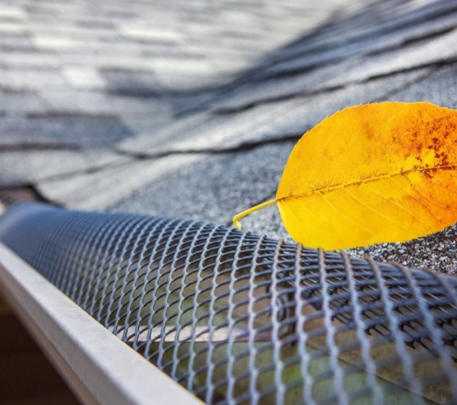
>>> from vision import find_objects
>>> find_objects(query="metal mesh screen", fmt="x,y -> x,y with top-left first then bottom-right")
1,203 -> 457,404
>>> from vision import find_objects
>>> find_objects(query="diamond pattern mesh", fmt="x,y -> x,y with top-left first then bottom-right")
1,203 -> 457,404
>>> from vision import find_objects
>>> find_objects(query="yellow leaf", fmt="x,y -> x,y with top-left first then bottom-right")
233,101 -> 457,249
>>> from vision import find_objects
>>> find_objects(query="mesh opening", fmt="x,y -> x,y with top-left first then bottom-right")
1,203 -> 457,404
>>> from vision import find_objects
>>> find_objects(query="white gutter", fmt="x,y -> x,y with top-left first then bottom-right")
0,243 -> 202,405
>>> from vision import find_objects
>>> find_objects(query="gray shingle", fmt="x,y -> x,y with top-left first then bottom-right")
0,112 -> 134,147
110,143 -> 291,226
0,90 -> 46,113
389,64 -> 457,107
0,67 -> 67,91
0,149 -> 120,186
118,68 -> 430,155
36,154 -> 199,208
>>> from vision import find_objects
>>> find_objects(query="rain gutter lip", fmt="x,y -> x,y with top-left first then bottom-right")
0,242 -> 202,405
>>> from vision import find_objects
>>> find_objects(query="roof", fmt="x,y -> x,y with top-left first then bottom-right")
1,0 -> 457,273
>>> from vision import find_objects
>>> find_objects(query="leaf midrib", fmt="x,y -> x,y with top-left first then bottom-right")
277,164 -> 457,201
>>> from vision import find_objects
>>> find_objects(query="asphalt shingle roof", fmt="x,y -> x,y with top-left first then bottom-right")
1,0 -> 457,273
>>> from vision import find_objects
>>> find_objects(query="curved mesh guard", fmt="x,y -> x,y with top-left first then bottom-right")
1,203 -> 457,404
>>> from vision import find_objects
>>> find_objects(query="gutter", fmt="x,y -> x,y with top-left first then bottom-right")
0,243 -> 201,405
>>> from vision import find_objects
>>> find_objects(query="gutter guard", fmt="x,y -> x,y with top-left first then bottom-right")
0,202 -> 456,404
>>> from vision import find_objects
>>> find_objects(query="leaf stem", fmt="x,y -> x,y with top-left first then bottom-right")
232,198 -> 277,229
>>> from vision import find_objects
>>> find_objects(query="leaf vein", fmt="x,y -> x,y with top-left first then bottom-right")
278,164 -> 457,201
